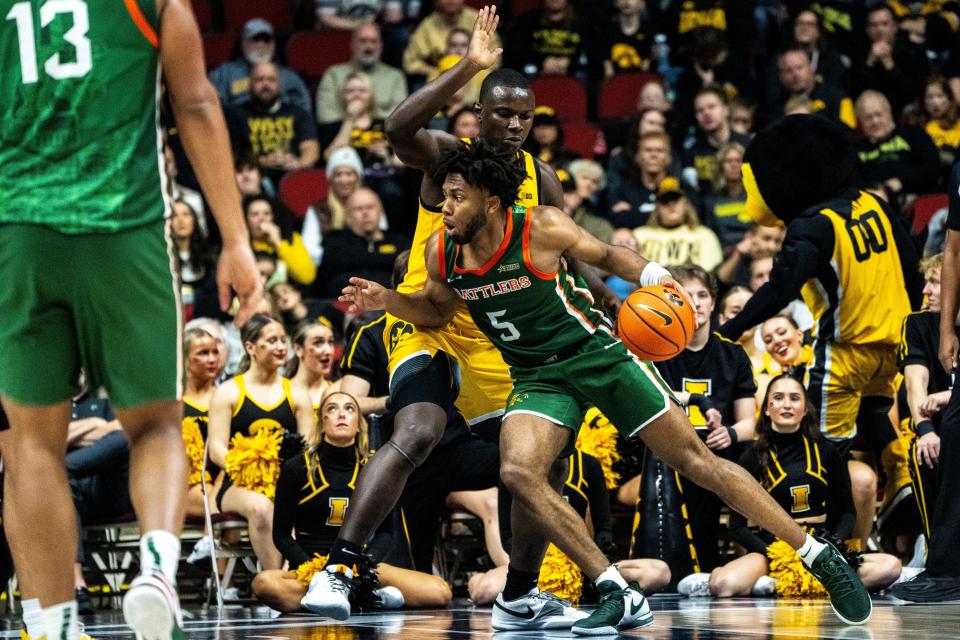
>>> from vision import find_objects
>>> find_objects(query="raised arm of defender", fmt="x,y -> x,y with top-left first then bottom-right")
384,6 -> 502,170
340,232 -> 460,327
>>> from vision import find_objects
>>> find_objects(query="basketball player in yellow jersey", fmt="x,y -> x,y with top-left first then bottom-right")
717,115 -> 923,541
309,7 -> 607,626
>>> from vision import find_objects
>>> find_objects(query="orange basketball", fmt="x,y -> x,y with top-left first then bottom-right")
618,285 -> 696,361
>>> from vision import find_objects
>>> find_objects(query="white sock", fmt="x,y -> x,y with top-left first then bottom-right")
596,565 -> 628,589
140,529 -> 181,584
797,534 -> 827,568
21,598 -> 42,638
40,600 -> 80,640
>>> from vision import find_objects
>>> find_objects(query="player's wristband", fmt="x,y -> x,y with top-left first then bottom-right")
915,419 -> 936,437
725,425 -> 739,444
639,261 -> 671,288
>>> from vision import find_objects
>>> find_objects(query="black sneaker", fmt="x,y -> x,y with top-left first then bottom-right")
890,571 -> 960,602
76,586 -> 95,616
807,539 -> 872,625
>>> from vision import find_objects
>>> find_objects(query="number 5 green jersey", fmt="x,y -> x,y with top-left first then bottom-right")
439,205 -> 613,369
0,0 -> 166,233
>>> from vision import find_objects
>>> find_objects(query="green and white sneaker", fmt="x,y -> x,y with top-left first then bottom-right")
572,581 -> 653,636
807,539 -> 872,625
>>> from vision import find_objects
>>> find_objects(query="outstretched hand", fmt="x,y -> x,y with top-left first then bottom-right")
340,277 -> 390,314
467,5 -> 502,70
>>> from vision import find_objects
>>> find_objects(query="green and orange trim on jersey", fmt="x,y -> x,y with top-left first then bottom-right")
124,0 -> 158,47
452,210 -> 514,276
522,207 -> 557,280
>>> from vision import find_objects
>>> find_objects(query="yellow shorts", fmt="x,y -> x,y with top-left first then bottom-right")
384,310 -> 512,426
806,341 -> 899,441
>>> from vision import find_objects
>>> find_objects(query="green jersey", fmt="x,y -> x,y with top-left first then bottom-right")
440,205 -> 613,369
0,0 -> 166,233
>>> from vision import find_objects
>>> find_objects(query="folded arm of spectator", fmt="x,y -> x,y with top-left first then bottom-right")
66,430 -> 128,479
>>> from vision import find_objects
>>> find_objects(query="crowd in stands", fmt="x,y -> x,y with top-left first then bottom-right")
56,0 -> 960,613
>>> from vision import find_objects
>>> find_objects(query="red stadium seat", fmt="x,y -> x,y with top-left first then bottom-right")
286,30 -> 353,82
202,33 -> 237,69
506,0 -> 540,24
562,120 -> 600,159
906,192 -> 948,235
531,76 -> 587,121
279,169 -> 328,219
223,0 -> 293,33
190,0 -> 214,33
598,72 -> 661,121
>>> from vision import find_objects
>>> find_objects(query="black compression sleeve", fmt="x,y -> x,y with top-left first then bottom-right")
718,215 -> 833,340
272,461 -> 312,568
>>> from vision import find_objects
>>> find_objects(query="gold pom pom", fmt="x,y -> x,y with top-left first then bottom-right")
766,540 -> 827,597
537,544 -> 583,606
225,424 -> 283,499
576,408 -> 621,489
182,417 -> 210,487
295,554 -> 331,586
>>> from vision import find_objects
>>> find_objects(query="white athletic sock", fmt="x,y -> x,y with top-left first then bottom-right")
797,534 -> 827,568
140,529 -> 181,584
40,600 -> 80,640
21,598 -> 42,638
596,565 -> 629,589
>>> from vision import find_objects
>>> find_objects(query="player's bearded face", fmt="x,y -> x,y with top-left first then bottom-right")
442,175 -> 487,244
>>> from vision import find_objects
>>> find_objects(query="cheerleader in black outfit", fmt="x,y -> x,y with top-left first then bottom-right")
252,391 -> 452,612
678,375 -> 902,597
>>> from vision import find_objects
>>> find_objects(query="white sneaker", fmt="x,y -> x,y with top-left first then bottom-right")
300,566 -> 353,620
491,589 -> 588,631
373,586 -> 404,609
122,571 -> 186,640
894,566 -> 924,585
751,575 -> 777,596
186,536 -> 215,566
907,534 -> 927,569
677,573 -> 712,597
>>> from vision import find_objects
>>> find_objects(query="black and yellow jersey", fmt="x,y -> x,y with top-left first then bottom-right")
184,398 -> 209,441
729,431 -> 855,553
398,144 -> 542,298
653,332 -> 756,429
719,189 -> 922,346
563,450 -> 610,527
341,313 -> 389,397
899,310 -> 953,393
272,444 -> 361,567
230,374 -> 298,438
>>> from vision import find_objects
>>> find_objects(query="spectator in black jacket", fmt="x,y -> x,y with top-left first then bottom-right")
318,188 -> 410,298
855,90 -> 940,199
847,3 -> 927,119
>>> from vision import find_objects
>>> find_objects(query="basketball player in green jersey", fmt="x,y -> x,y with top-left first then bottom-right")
0,1 -> 261,638
342,142 -> 873,634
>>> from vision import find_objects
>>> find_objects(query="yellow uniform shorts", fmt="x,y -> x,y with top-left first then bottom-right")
384,310 -> 513,426
806,341 -> 899,441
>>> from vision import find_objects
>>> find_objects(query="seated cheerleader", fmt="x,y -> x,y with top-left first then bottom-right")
208,313 -> 315,570
289,321 -> 340,413
678,374 -> 901,598
181,327 -> 223,520
252,391 -> 452,612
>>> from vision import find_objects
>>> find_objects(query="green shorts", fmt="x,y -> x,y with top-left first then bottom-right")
504,331 -> 676,447
0,221 -> 181,409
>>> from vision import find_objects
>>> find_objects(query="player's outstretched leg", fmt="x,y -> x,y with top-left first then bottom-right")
499,414 -> 652,635
642,405 -> 872,625
118,401 -> 188,640
305,401 -> 447,619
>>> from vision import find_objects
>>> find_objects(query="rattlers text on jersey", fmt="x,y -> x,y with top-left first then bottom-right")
386,147 -> 542,425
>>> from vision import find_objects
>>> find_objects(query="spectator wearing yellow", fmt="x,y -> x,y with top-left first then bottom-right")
633,177 -> 723,270
245,196 -> 317,286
